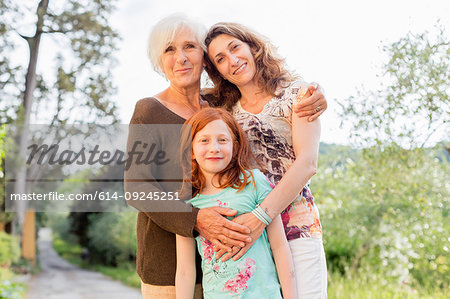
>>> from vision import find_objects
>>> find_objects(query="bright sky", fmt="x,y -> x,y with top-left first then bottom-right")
14,0 -> 446,144
108,0 -> 449,145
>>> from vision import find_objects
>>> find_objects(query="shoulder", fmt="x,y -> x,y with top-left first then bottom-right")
247,169 -> 272,187
134,97 -> 162,113
279,80 -> 309,100
130,97 -> 173,125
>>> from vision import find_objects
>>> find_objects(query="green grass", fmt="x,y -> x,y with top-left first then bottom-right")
52,235 -> 140,289
53,235 -> 448,297
91,264 -> 140,288
328,272 -> 449,299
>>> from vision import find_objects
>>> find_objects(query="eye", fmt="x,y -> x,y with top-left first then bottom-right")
164,46 -> 175,53
185,43 -> 196,49
216,57 -> 224,64
232,44 -> 239,50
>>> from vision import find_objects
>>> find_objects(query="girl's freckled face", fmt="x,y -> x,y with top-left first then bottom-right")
193,119 -> 233,177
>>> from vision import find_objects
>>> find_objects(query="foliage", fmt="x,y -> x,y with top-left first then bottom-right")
0,232 -> 20,267
312,143 -> 449,291
0,0 -> 121,125
52,228 -> 140,288
328,271 -> 448,299
91,264 -> 140,288
326,22 -> 449,295
0,277 -> 25,299
87,212 -> 137,266
339,23 -> 449,148
0,232 -> 24,299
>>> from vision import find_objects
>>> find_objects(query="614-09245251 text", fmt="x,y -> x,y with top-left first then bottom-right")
9,191 -> 180,201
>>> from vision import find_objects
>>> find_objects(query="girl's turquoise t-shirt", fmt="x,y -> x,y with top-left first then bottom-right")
187,169 -> 282,299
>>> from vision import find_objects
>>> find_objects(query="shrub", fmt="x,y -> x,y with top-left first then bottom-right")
0,232 -> 20,267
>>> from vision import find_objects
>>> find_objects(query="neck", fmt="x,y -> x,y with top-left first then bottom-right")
200,172 -> 223,195
165,84 -> 202,109
237,82 -> 271,106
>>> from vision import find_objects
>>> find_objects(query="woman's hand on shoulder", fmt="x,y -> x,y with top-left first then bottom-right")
293,82 -> 327,122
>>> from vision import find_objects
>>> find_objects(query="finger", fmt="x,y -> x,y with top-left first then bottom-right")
220,250 -> 235,262
310,82 -> 319,90
222,227 -> 251,244
294,103 -> 316,114
232,243 -> 251,261
308,110 -> 324,122
295,107 -> 317,118
223,218 -> 251,234
218,233 -> 246,248
221,244 -> 244,262
294,92 -> 319,109
211,238 -> 232,252
214,207 -> 238,217
214,248 -> 228,259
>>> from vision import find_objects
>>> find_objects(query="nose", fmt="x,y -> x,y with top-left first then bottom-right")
175,49 -> 187,64
229,54 -> 239,66
208,140 -> 220,153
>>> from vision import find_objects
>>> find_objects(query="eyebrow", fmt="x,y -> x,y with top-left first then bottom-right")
213,40 -> 236,59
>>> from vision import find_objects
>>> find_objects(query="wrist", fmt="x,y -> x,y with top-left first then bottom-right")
251,204 -> 272,226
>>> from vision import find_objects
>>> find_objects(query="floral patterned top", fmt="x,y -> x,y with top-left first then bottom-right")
187,169 -> 282,299
232,80 -> 322,240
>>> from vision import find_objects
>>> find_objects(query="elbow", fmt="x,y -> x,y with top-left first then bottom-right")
295,157 -> 317,179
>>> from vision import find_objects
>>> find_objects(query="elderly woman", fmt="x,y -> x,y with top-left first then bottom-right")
125,14 -> 326,299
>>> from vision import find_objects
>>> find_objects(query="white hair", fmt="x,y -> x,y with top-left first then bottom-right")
148,13 -> 207,76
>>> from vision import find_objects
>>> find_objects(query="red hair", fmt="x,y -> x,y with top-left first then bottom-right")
180,108 -> 255,196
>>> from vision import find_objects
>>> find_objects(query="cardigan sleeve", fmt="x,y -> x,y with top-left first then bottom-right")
124,98 -> 200,238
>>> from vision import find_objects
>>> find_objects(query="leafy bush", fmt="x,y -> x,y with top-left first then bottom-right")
0,232 -> 20,267
312,144 -> 449,290
87,212 -> 137,266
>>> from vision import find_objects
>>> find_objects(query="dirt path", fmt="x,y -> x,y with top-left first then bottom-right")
26,228 -> 141,299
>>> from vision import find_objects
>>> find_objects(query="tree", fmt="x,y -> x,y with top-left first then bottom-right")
0,0 -> 120,235
325,23 -> 449,289
0,0 -> 120,125
340,23 -> 449,149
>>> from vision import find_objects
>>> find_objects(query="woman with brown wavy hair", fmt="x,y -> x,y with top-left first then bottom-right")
204,22 -> 327,298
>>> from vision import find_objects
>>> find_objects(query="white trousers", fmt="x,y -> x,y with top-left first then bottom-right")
288,238 -> 327,299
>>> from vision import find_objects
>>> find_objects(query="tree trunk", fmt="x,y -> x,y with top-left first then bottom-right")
13,0 -> 49,236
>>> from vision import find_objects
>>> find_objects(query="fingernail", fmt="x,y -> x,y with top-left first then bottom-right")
240,243 -> 245,247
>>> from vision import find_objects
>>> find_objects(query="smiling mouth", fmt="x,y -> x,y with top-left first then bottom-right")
233,63 -> 247,75
176,68 -> 191,73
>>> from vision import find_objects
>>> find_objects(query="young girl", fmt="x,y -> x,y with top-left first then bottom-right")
204,23 -> 327,298
176,107 -> 297,299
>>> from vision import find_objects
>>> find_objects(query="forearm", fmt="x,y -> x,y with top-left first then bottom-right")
259,156 -> 317,219
176,235 -> 196,299
176,270 -> 196,299
272,245 -> 297,299
267,216 -> 297,298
